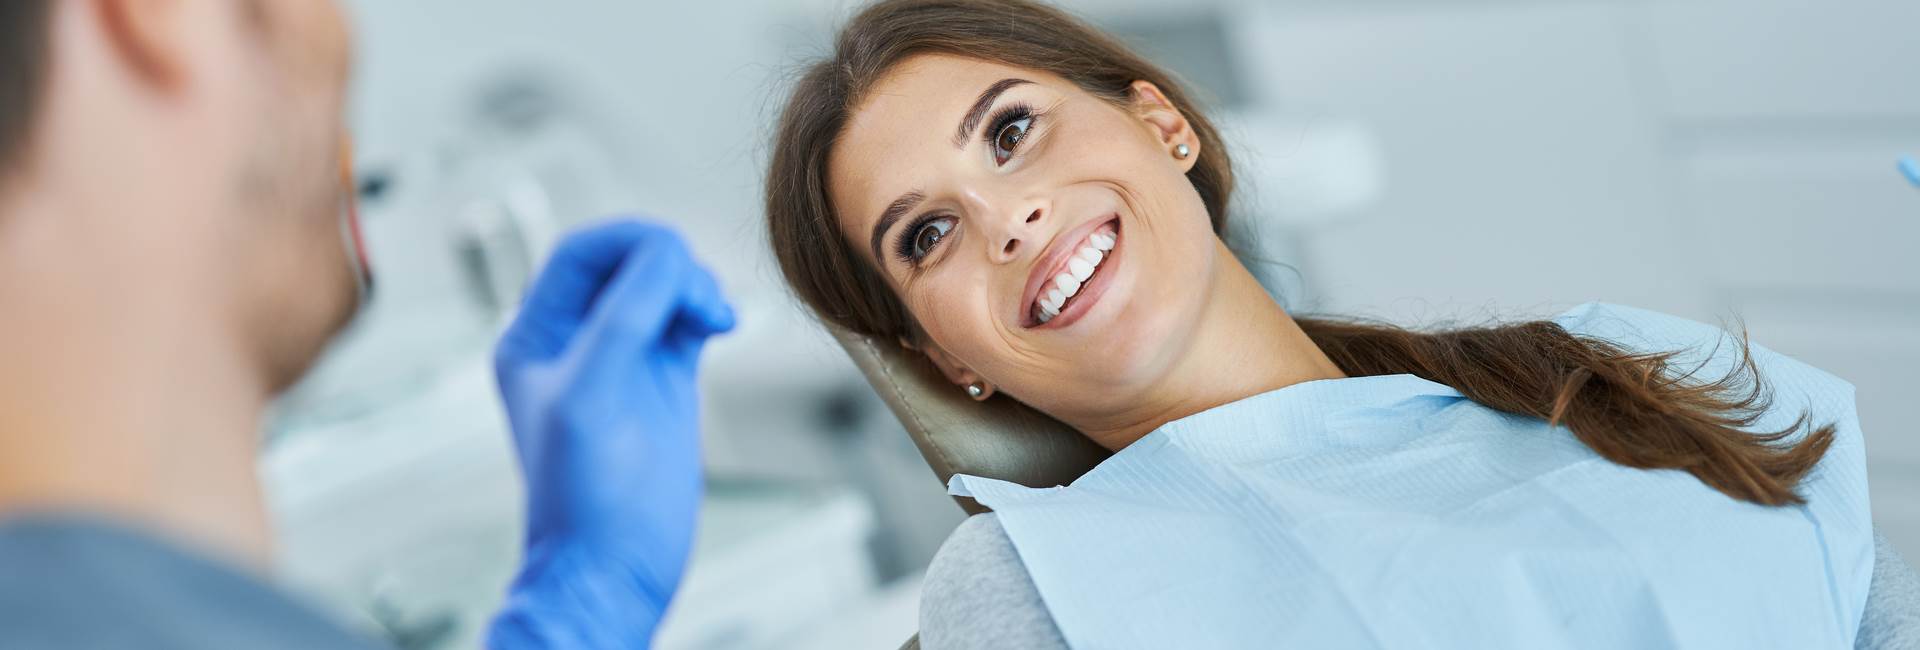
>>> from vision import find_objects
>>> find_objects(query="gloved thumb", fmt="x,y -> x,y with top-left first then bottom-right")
576,227 -> 733,364
675,263 -> 737,338
500,219 -> 665,363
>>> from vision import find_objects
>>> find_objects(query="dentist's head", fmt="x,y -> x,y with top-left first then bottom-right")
0,0 -> 358,561
0,0 -> 359,392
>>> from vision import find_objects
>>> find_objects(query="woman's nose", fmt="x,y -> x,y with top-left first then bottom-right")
986,206 -> 1046,265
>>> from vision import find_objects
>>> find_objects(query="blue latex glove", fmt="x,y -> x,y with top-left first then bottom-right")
486,219 -> 735,649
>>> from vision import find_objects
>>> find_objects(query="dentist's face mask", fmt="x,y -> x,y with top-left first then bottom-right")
828,55 -> 1220,423
340,138 -> 374,305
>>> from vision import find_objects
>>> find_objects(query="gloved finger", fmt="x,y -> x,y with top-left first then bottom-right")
500,219 -> 668,362
574,224 -> 715,364
652,267 -> 734,370
671,261 -> 737,338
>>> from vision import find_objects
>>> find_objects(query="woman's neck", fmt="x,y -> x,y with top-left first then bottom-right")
1076,240 -> 1346,451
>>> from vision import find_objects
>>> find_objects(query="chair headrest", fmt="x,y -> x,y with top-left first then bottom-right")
830,326 -> 1113,514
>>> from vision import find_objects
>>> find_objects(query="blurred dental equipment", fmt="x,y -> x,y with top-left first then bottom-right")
1901,155 -> 1919,188
1222,114 -> 1384,229
1215,112 -> 1382,308
274,71 -> 636,432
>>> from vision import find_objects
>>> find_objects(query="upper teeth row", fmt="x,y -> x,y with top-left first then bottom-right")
1037,231 -> 1117,322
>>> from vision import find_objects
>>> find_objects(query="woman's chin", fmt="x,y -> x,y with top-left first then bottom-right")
1060,290 -> 1174,371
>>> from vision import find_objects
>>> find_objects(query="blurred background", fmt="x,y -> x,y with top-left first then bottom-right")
262,0 -> 1920,647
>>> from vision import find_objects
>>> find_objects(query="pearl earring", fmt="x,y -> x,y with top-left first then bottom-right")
966,383 -> 986,399
1174,144 -> 1191,159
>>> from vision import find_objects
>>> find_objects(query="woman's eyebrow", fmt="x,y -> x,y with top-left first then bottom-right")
952,78 -> 1032,148
865,78 -> 1033,265
870,190 -> 926,264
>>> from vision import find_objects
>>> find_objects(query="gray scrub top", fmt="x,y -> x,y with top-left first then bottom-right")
0,514 -> 387,650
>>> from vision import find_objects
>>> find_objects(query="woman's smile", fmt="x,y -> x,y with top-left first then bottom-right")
1023,216 -> 1120,329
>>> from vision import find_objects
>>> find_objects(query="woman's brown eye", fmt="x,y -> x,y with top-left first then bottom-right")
910,217 -> 955,260
993,116 -> 1032,165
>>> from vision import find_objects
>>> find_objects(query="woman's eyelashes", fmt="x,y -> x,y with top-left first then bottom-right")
891,103 -> 1044,269
986,103 -> 1038,166
895,214 -> 957,265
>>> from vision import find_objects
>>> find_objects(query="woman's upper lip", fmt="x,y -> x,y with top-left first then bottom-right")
1020,215 -> 1117,327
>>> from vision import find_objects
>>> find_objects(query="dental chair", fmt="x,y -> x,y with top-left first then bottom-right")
831,327 -> 1101,650
831,327 -> 1110,515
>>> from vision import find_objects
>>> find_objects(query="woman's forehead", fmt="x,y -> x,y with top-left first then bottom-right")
864,55 -> 1040,108
840,55 -> 1047,160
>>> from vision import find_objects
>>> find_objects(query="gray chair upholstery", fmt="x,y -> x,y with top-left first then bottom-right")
830,327 -> 1111,514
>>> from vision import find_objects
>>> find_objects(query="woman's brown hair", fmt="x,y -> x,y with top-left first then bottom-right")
766,0 -> 1833,506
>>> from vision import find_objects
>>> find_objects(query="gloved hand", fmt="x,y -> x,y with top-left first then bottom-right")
486,219 -> 735,649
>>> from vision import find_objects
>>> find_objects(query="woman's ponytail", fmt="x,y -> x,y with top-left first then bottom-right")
1296,317 -> 1834,506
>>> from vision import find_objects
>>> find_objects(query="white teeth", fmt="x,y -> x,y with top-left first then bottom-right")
1037,293 -> 1061,323
1068,257 -> 1095,282
1032,226 -> 1120,325
1053,272 -> 1080,296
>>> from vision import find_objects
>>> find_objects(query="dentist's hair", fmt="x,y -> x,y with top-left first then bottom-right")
0,0 -> 53,176
766,0 -> 1833,506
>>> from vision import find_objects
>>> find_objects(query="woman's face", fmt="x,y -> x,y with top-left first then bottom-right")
828,55 -> 1221,420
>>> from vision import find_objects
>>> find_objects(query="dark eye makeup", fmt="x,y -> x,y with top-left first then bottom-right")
987,103 -> 1036,166
895,214 -> 956,264
890,102 -> 1046,268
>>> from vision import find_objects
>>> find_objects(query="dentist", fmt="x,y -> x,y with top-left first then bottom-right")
0,1 -> 724,648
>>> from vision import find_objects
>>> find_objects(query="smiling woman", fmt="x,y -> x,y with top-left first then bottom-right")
767,0 -> 1831,497
764,0 -> 1885,646
817,47 -> 1348,449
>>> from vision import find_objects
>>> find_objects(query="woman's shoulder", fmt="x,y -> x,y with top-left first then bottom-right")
1549,303 -> 1873,632
1552,302 -> 1864,487
921,513 -> 1068,650
1555,301 -> 1868,501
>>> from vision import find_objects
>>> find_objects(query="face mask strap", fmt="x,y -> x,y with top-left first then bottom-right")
339,138 -> 375,306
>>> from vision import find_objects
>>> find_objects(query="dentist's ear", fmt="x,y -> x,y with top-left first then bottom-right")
1129,80 -> 1200,172
900,337 -> 995,401
94,0 -> 202,89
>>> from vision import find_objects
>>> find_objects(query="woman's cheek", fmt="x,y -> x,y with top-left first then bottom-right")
908,284 -> 979,347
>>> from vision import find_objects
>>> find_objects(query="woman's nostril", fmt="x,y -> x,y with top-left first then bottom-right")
1003,240 -> 1018,256
1026,209 -> 1042,223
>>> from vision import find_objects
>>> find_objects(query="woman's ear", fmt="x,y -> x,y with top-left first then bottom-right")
1129,80 -> 1199,172
901,337 -> 995,401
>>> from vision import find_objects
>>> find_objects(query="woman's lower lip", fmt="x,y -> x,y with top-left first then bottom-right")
1031,228 -> 1118,331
